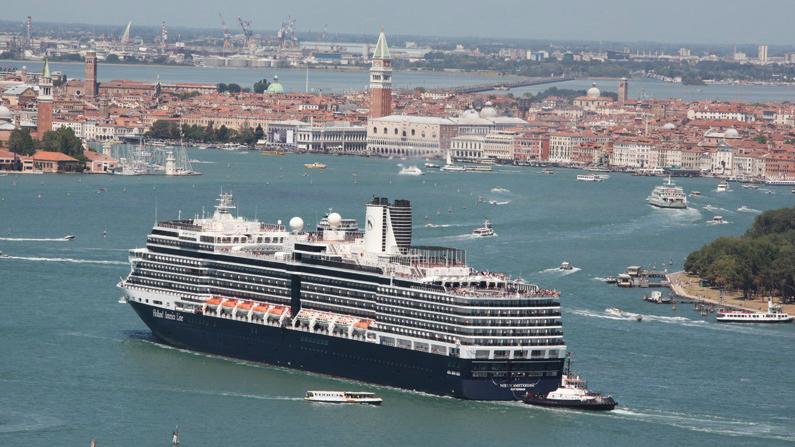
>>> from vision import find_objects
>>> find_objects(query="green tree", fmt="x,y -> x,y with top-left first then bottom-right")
216,125 -> 230,142
147,120 -> 181,140
40,127 -> 84,158
253,78 -> 271,93
216,83 -> 228,93
254,124 -> 264,142
226,83 -> 242,94
8,128 -> 35,156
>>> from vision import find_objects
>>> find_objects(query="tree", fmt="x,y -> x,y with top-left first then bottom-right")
147,120 -> 180,140
40,127 -> 84,158
8,128 -> 35,156
216,83 -> 228,93
216,125 -> 230,142
254,124 -> 264,142
106,54 -> 121,63
226,83 -> 242,94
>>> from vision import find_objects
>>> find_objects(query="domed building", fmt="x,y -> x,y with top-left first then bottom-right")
574,82 -> 613,111
266,75 -> 285,94
460,108 -> 480,120
479,101 -> 498,119
0,105 -> 16,148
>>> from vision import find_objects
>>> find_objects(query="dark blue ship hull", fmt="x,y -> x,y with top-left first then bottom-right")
130,301 -> 563,400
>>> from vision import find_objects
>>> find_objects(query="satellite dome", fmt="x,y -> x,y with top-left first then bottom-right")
662,122 -> 676,130
586,83 -> 601,99
0,106 -> 11,121
327,212 -> 342,229
289,216 -> 304,233
724,128 -> 739,138
479,102 -> 498,119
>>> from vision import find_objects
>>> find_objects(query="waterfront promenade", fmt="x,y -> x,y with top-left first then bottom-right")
668,271 -> 795,314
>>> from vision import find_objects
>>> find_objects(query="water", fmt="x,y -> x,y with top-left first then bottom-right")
1,153 -> 794,446
0,59 -> 504,93
8,59 -> 795,100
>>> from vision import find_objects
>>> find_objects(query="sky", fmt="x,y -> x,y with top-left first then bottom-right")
5,0 -> 795,45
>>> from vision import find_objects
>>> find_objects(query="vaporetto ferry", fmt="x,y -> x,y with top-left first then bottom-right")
118,193 -> 566,400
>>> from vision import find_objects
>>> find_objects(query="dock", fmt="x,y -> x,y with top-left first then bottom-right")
668,271 -> 795,313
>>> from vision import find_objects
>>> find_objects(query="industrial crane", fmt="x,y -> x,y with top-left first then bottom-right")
218,13 -> 231,54
237,17 -> 253,47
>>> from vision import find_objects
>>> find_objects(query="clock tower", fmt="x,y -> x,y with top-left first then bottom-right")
369,29 -> 392,118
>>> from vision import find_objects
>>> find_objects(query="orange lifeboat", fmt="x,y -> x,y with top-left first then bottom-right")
353,320 -> 371,331
236,301 -> 253,316
252,304 -> 269,316
221,299 -> 237,314
206,297 -> 223,310
267,306 -> 286,320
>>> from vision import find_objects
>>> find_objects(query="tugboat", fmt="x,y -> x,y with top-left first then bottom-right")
523,356 -> 617,411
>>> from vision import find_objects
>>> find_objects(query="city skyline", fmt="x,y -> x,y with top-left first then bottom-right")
4,0 -> 795,45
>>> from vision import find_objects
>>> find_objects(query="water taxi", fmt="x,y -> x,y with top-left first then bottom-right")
304,162 -> 327,169
471,219 -> 496,237
559,261 -> 574,270
63,234 -> 76,241
707,215 -> 727,224
304,391 -> 383,405
716,181 -> 729,192
716,299 -> 793,323
398,165 -> 423,176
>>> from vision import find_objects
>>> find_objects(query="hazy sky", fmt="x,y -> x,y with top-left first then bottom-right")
6,0 -> 794,44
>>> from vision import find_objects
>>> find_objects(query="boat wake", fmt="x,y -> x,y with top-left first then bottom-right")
188,159 -> 216,164
487,200 -> 511,206
423,223 -> 454,228
1,256 -> 127,266
609,407 -> 795,442
490,187 -> 511,193
736,206 -> 761,214
591,276 -> 610,282
538,266 -> 581,276
0,237 -> 70,242
0,411 -> 64,434
702,204 -> 729,213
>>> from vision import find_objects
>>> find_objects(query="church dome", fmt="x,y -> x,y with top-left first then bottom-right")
479,101 -> 498,119
586,83 -> 600,99
461,108 -> 480,119
662,122 -> 676,130
266,75 -> 285,94
723,127 -> 739,138
0,105 -> 11,121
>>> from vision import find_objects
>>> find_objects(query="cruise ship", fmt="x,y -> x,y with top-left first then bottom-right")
647,177 -> 687,209
118,194 -> 566,400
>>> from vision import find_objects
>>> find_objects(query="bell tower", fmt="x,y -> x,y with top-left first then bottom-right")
84,51 -> 98,98
36,58 -> 53,139
369,29 -> 392,118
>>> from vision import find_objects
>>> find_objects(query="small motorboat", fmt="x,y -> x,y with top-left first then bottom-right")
62,234 -> 76,241
716,181 -> 729,192
304,162 -> 327,169
604,276 -> 617,284
707,215 -> 727,225
559,261 -> 573,271
305,391 -> 382,405
424,162 -> 440,169
471,219 -> 496,237
606,308 -> 643,321
523,356 -> 617,411
398,165 -> 423,176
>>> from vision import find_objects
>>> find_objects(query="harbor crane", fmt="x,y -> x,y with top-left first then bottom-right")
218,13 -> 232,54
237,17 -> 253,47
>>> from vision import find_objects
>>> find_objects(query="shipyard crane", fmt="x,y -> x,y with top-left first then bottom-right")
237,16 -> 253,47
218,13 -> 231,54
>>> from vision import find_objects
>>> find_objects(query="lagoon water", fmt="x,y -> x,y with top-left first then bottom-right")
1,152 -> 794,446
6,59 -> 795,101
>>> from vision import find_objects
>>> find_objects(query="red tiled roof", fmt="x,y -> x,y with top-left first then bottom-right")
32,150 -> 78,162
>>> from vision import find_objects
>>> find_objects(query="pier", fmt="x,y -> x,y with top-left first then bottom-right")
444,76 -> 574,94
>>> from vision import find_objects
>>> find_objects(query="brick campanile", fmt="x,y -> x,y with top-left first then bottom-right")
369,29 -> 392,118
36,58 -> 53,139
84,51 -> 98,98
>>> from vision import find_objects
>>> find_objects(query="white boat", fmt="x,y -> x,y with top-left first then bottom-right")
304,162 -> 327,169
707,215 -> 727,224
464,164 -> 493,172
440,151 -> 466,172
424,162 -> 440,169
716,299 -> 793,323
606,308 -> 643,321
62,234 -> 76,241
542,168 -> 555,175
765,178 -> 795,186
559,261 -> 573,270
576,174 -> 604,182
471,219 -> 495,237
716,181 -> 729,192
304,391 -> 382,405
647,177 -> 687,209
643,290 -> 672,304
398,165 -> 423,176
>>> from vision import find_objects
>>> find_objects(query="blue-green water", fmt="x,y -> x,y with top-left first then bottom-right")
1,152 -> 793,446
